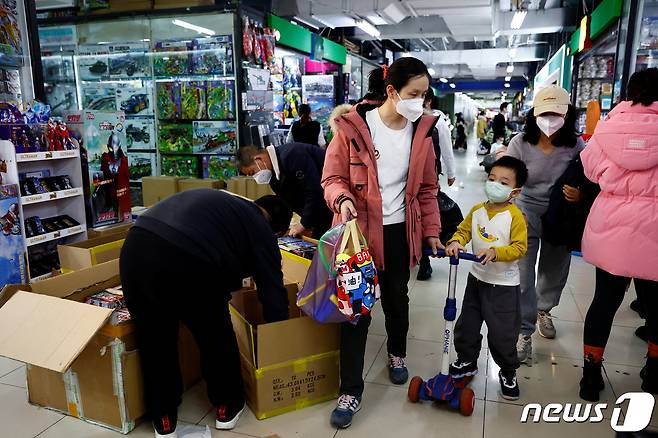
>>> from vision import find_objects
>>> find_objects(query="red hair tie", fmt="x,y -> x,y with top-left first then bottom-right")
382,65 -> 388,80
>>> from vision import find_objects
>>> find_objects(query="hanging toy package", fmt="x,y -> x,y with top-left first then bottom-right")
334,220 -> 380,322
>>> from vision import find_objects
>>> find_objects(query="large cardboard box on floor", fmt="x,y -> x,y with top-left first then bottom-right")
177,178 -> 226,192
141,176 -> 187,207
0,260 -> 201,434
225,176 -> 274,200
58,230 -> 130,272
230,280 -> 340,420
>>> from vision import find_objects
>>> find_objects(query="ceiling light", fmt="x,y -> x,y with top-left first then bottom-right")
504,83 -> 511,88
449,83 -> 456,89
428,68 -> 436,76
172,19 -> 215,36
356,19 -> 380,38
439,77 -> 449,83
294,16 -> 320,30
311,14 -> 335,29
509,47 -> 517,58
511,10 -> 527,30
506,64 -> 514,73
505,76 -> 511,81
400,52 -> 412,57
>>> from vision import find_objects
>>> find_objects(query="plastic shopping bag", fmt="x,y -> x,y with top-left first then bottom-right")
335,220 -> 380,322
297,223 -> 350,324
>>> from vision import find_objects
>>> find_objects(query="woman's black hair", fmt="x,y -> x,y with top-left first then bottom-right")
358,67 -> 386,103
385,57 -> 431,92
424,87 -> 434,104
627,68 -> 658,106
298,103 -> 311,117
523,105 -> 580,148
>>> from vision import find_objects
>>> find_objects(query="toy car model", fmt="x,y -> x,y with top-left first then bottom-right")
110,56 -> 139,76
120,94 -> 149,114
88,61 -> 108,75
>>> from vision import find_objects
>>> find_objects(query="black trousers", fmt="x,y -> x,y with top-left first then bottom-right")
584,268 -> 658,348
454,274 -> 521,371
340,222 -> 410,397
120,227 -> 244,420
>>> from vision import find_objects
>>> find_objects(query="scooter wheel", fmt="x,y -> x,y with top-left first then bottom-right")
459,387 -> 475,416
408,376 -> 423,403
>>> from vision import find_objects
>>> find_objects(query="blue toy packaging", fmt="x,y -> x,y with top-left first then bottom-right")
0,184 -> 26,288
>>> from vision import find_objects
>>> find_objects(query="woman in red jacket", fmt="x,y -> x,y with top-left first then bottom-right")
322,57 -> 442,428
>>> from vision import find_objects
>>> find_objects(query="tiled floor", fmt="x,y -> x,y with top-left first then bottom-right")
2,133 -> 654,437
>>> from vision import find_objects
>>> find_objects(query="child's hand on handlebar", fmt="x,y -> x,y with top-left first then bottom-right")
445,241 -> 465,257
476,248 -> 497,265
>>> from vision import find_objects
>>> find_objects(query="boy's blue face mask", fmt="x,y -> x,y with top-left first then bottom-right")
485,181 -> 515,203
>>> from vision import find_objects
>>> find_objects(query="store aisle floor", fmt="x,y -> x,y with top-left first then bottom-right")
1,132 -> 654,437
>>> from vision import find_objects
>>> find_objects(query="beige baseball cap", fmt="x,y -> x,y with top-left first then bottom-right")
534,85 -> 571,116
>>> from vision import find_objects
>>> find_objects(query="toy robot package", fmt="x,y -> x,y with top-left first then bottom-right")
66,111 -> 131,227
158,123 -> 192,153
206,80 -> 234,120
180,81 -> 206,120
335,220 -> 380,322
0,183 -> 26,288
156,82 -> 181,120
153,40 -> 191,77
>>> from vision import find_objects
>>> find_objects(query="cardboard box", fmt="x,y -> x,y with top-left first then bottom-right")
177,178 -> 226,192
141,176 -> 186,207
86,222 -> 133,240
225,176 -> 249,198
279,237 -> 317,290
0,260 -> 201,434
229,282 -> 339,420
58,231 -> 129,272
225,176 -> 273,200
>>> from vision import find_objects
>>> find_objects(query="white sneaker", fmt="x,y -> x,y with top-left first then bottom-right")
537,312 -> 556,339
517,334 -> 532,364
215,404 -> 245,430
155,430 -> 178,438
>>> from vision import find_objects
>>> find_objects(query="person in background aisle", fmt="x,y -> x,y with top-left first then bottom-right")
578,68 -> 658,402
416,88 -> 457,281
454,112 -> 468,150
120,190 -> 292,438
477,110 -> 488,142
286,103 -> 326,147
322,57 -> 442,429
493,102 -> 509,141
506,85 -> 585,364
238,143 -> 333,239
447,156 -> 528,401
444,111 -> 454,131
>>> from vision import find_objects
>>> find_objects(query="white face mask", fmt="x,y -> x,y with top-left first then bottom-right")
536,114 -> 565,137
252,161 -> 272,185
395,91 -> 424,122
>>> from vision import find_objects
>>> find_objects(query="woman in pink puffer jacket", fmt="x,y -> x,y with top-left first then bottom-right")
579,68 -> 658,403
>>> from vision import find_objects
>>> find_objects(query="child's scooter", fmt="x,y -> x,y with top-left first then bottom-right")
407,249 -> 482,416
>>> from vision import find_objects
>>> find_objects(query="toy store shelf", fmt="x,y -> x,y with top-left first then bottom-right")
154,75 -> 235,83
159,118 -> 236,123
26,224 -> 85,247
159,151 -> 235,156
578,77 -> 613,80
16,149 -> 80,163
22,187 -> 83,206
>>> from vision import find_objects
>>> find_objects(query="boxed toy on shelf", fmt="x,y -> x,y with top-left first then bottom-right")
192,35 -> 234,76
128,151 -> 156,182
77,44 -> 110,81
125,118 -> 155,150
207,80 -> 235,119
153,40 -> 191,77
158,123 -> 192,153
161,155 -> 199,177
192,120 -> 236,154
202,155 -> 237,180
117,87 -> 152,116
108,42 -> 149,79
180,81 -> 207,120
156,81 -> 180,119
0,183 -> 26,287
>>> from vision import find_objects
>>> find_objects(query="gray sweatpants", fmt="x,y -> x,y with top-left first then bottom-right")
454,274 -> 521,371
518,201 -> 572,336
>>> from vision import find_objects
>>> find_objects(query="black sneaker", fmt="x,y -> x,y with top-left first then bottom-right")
153,413 -> 177,437
579,355 -> 605,402
216,402 -> 245,430
449,359 -> 478,379
416,263 -> 433,281
499,370 -> 520,400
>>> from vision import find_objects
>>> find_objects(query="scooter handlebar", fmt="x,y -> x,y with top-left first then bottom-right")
423,248 -> 484,263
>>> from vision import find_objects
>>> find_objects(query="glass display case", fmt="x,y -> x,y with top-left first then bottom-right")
631,0 -> 658,73
37,12 -> 238,183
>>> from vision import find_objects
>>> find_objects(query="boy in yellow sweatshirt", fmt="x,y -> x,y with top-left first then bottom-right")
446,156 -> 528,401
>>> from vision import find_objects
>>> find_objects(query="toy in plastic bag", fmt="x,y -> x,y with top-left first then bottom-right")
297,223 -> 350,324
335,220 -> 380,321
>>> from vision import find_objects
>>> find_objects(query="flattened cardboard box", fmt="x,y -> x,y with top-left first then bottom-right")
0,260 -> 201,434
178,178 -> 226,192
87,221 -> 133,239
58,230 -> 130,272
230,284 -> 340,420
142,176 -> 187,207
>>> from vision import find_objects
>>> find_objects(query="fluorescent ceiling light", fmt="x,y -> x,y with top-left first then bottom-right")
356,19 -> 380,38
428,68 -> 436,76
366,13 -> 389,26
505,76 -> 511,81
400,52 -> 412,57
310,15 -> 335,29
380,2 -> 408,24
504,83 -> 511,88
449,83 -> 456,89
172,19 -> 215,36
509,47 -> 517,58
511,10 -> 527,30
506,64 -> 515,73
439,77 -> 449,83
293,16 -> 319,30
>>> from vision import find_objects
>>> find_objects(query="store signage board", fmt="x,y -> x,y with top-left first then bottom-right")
38,25 -> 77,47
590,0 -> 623,41
579,16 -> 593,53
